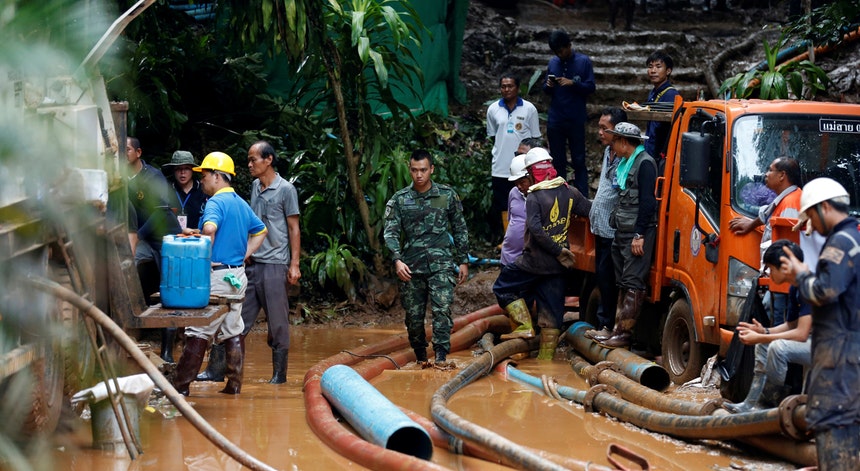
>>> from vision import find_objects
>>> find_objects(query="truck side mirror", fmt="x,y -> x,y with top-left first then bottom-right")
679,132 -> 711,188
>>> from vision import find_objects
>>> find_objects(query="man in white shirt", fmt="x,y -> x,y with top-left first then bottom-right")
486,73 -> 541,244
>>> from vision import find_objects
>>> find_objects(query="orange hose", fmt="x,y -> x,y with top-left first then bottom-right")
302,305 -> 504,471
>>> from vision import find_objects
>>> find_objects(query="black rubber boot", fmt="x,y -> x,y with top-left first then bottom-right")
269,349 -> 288,384
219,335 -> 244,395
172,336 -> 209,396
434,349 -> 448,364
196,342 -> 226,382
413,348 -> 428,363
160,328 -> 177,363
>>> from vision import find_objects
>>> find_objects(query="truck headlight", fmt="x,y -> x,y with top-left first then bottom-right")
725,257 -> 759,326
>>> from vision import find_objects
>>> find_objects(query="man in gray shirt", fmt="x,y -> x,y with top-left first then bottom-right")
195,140 -> 302,385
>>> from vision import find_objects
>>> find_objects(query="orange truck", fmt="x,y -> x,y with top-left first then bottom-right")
568,97 -> 860,386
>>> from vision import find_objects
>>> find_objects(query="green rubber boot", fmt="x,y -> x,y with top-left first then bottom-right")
500,299 -> 535,340
537,328 -> 561,360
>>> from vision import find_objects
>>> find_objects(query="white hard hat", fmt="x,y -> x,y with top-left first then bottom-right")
523,147 -> 552,168
508,155 -> 529,181
798,177 -> 849,223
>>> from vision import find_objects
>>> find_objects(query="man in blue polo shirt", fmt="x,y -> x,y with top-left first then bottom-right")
171,151 -> 267,397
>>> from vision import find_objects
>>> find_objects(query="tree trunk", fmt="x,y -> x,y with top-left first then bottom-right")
320,47 -> 386,275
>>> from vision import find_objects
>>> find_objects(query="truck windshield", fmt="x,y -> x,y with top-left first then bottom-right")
732,114 -> 860,219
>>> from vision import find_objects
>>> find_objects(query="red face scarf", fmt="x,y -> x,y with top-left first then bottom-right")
529,160 -> 558,183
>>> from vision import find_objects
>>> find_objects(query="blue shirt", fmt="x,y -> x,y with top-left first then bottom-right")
200,188 -> 267,266
543,52 -> 596,125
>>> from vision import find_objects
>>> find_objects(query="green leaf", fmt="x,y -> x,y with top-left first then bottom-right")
368,49 -> 387,88
351,11 -> 366,46
357,36 -> 370,64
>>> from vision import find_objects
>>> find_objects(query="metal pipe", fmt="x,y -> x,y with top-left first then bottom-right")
320,365 -> 433,460
570,355 -> 716,416
565,322 -> 670,391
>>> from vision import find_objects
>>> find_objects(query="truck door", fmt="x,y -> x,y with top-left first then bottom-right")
662,108 -> 724,347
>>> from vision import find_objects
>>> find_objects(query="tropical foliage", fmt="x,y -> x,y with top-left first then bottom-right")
718,33 -> 830,99
107,0 -> 494,308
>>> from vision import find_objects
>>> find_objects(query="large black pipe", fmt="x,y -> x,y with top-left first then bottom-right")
565,322 -> 670,391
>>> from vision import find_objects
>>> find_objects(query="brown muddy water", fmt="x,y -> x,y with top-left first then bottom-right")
52,325 -> 796,470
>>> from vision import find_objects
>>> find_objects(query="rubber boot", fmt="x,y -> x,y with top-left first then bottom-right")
724,373 -> 766,413
160,327 -> 177,363
586,291 -> 624,341
413,348 -> 428,363
600,289 -> 645,349
435,348 -> 448,364
219,335 -> 243,395
172,336 -> 209,396
537,328 -> 561,360
759,381 -> 792,409
269,349 -> 288,384
196,342 -> 226,382
500,298 -> 535,340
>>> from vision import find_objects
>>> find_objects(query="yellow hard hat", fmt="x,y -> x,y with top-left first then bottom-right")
193,151 -> 235,176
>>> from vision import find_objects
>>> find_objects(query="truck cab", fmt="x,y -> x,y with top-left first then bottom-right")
570,97 -> 860,385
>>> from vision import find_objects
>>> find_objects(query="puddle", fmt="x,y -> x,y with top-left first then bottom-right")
52,325 -> 797,470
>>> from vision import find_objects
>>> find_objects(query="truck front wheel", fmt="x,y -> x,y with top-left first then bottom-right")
662,299 -> 706,385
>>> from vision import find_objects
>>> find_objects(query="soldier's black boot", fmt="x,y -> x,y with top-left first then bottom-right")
434,348 -> 448,364
413,348 -> 428,363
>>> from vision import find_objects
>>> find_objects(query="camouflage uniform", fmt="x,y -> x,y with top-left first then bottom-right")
383,182 -> 469,355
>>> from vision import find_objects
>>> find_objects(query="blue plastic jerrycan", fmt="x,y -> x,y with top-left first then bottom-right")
159,235 -> 211,308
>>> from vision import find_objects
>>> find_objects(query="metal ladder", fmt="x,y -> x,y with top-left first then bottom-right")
55,226 -> 143,459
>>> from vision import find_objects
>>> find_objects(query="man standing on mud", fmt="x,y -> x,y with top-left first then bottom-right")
595,123 -> 657,349
584,107 -> 627,341
171,152 -> 267,397
493,147 -> 590,360
383,150 -> 469,365
196,141 -> 301,385
779,177 -> 860,471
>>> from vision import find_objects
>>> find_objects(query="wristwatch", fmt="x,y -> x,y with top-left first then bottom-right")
633,233 -> 643,240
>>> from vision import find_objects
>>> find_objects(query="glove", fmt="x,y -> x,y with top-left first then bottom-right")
556,248 -> 576,269
223,273 -> 243,289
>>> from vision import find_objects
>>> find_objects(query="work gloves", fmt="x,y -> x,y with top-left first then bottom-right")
556,248 -> 576,269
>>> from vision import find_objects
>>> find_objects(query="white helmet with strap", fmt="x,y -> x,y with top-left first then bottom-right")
798,177 -> 849,223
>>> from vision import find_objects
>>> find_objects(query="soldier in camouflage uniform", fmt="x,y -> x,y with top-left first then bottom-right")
383,150 -> 470,365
